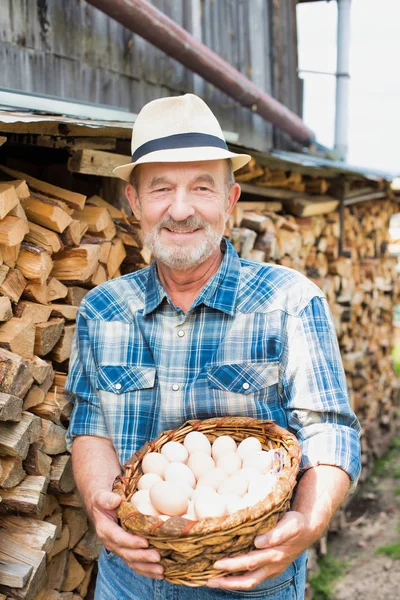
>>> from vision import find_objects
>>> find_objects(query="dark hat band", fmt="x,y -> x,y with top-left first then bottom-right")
131,132 -> 229,162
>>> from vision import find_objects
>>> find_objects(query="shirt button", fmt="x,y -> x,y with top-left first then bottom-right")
172,384 -> 180,391
115,383 -> 122,390
177,330 -> 185,337
242,382 -> 250,391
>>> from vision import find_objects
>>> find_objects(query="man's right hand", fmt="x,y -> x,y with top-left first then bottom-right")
90,489 -> 164,579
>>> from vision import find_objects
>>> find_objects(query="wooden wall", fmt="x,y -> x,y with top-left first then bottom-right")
0,0 -> 303,153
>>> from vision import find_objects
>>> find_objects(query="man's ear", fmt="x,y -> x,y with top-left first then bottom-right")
225,183 -> 241,217
125,184 -> 141,220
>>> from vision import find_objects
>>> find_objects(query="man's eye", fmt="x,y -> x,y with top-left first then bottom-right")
196,186 -> 210,191
154,188 -> 169,192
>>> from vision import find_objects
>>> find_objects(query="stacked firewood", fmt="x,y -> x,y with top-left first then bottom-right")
0,165 -> 147,599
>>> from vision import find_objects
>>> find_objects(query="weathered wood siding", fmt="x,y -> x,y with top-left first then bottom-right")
0,0 -> 302,152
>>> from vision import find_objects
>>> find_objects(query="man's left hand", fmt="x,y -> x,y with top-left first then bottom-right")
206,511 -> 312,591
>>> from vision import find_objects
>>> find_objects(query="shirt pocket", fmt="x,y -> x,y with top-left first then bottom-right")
96,364 -> 156,394
206,361 -> 279,395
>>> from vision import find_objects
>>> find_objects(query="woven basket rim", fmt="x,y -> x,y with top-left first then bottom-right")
113,416 -> 301,539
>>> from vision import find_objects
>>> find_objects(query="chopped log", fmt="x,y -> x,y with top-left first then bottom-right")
48,455 -> 74,494
60,220 -> 83,247
56,491 -> 83,509
0,515 -> 57,552
51,245 -> 100,282
72,206 -> 113,233
47,278 -> 68,302
0,412 -> 41,459
62,508 -> 88,549
14,301 -> 53,324
0,297 -> 12,322
76,562 -> 94,598
0,268 -> 27,303
61,551 -> 85,592
0,456 -> 26,489
23,281 -> 48,305
234,158 -> 264,182
9,200 -> 28,222
281,196 -> 339,217
0,265 -> 9,286
0,216 -> 29,246
0,183 -> 20,219
0,136 -> 6,147
45,511 -> 63,539
26,356 -> 53,385
305,178 -> 330,195
0,561 -> 33,588
0,318 -> 35,359
65,287 -> 87,306
50,306 -> 77,321
68,149 -> 130,178
25,221 -> 62,255
38,420 -> 67,456
97,220 -> 116,241
0,242 -> 21,268
0,393 -> 23,421
23,443 -> 52,478
9,179 -> 30,200
0,475 -> 48,514
0,532 -> 46,600
73,523 -> 102,562
90,263 -> 107,286
46,548 -> 69,591
0,348 -> 34,397
107,238 -> 126,277
87,194 -> 124,219
21,197 -> 72,234
47,525 -> 70,561
34,319 -> 65,356
0,165 -> 86,210
48,324 -> 76,365
240,212 -> 275,233
99,241 -> 112,264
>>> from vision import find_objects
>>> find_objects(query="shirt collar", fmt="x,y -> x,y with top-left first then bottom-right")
143,239 -> 241,317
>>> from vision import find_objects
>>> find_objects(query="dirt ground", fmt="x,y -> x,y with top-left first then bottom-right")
323,440 -> 400,600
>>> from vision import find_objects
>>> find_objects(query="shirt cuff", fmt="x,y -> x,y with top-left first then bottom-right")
66,398 -> 110,452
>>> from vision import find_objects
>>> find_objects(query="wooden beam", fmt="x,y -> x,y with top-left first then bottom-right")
68,149 -> 130,178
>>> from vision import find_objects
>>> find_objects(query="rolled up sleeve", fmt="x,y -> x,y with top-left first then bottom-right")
65,302 -> 109,451
281,295 -> 361,490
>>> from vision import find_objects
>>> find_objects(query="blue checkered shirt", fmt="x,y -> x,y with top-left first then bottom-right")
65,240 -> 361,485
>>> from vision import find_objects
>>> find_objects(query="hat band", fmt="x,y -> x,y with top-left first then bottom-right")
131,132 -> 228,162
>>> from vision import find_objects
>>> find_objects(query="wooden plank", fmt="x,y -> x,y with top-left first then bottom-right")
0,475 -> 48,514
0,561 -> 32,588
0,515 -> 57,552
0,165 -> 86,210
68,149 -> 130,178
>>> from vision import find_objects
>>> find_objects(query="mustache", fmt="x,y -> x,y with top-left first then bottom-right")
157,215 -> 209,232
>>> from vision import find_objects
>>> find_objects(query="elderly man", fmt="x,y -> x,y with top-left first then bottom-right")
65,94 -> 361,600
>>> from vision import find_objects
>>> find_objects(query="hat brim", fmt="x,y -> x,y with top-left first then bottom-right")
113,147 -> 252,182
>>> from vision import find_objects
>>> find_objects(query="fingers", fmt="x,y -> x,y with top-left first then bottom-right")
213,548 -> 281,574
207,566 -> 271,591
128,561 -> 164,579
92,489 -> 122,511
254,511 -> 304,549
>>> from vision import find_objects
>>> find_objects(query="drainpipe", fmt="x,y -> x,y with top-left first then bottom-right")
86,0 -> 315,146
335,0 -> 352,161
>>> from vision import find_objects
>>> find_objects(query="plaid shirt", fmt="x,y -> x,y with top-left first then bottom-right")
65,240 -> 361,484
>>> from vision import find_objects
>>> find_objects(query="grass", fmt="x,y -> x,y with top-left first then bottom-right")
309,555 -> 347,600
375,542 -> 400,560
392,344 -> 400,376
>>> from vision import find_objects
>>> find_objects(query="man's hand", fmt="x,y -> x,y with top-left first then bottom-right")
91,489 -> 164,579
206,511 -> 310,590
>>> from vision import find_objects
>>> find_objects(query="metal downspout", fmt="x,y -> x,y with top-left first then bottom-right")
335,0 -> 352,161
86,0 -> 315,146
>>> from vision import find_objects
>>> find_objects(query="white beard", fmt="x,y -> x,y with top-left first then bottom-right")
143,215 -> 223,270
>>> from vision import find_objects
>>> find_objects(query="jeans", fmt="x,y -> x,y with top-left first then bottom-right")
94,547 -> 307,600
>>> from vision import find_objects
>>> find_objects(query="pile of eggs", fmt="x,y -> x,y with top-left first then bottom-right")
129,432 -> 282,521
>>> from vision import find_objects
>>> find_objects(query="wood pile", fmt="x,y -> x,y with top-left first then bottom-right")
0,164 -> 148,599
0,149 -> 398,598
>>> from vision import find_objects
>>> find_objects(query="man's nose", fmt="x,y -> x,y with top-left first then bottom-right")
168,189 -> 195,221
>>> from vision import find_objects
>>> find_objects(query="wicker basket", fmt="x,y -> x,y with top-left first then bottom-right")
113,416 -> 301,586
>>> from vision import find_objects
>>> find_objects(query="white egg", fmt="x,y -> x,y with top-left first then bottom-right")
248,474 -> 278,499
194,493 -> 227,519
130,490 -> 160,516
197,467 -> 227,490
175,482 -> 194,499
164,462 -> 196,488
190,486 -> 215,502
183,431 -> 212,455
242,450 -> 275,474
242,492 -> 262,508
149,481 -> 189,516
240,467 -> 263,484
161,441 -> 189,463
216,452 -> 242,476
221,494 -> 247,514
237,437 -> 262,460
137,473 -> 163,490
142,452 -> 169,477
218,472 -> 248,497
188,452 -> 215,480
211,436 -> 237,461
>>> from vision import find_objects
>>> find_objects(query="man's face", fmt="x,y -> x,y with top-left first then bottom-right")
126,160 -> 240,270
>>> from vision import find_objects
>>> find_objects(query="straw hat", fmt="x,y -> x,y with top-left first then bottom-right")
113,94 -> 251,182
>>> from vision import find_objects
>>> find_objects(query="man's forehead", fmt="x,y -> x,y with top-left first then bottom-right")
139,160 -> 226,181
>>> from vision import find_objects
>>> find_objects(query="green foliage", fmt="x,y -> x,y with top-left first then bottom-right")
395,488 -> 400,496
309,555 -> 347,600
392,344 -> 400,376
375,542 -> 400,560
